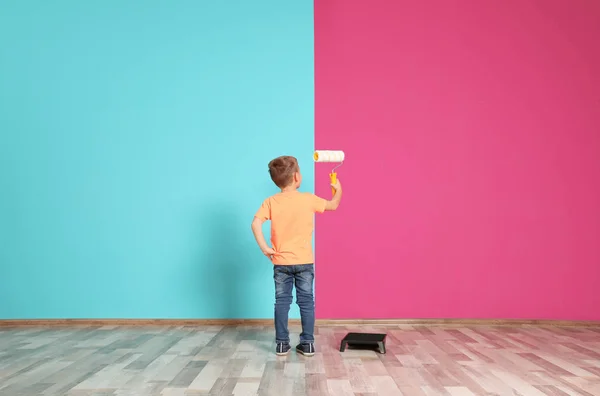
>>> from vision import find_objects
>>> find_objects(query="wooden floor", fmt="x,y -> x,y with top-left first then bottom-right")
1,324 -> 600,395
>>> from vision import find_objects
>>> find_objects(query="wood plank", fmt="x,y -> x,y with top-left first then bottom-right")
1,318 -> 600,327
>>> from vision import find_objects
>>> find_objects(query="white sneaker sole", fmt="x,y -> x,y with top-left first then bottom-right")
296,349 -> 315,357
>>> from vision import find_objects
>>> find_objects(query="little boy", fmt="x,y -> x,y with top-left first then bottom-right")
251,155 -> 342,356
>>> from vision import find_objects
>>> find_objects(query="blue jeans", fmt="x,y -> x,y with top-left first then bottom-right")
273,264 -> 315,345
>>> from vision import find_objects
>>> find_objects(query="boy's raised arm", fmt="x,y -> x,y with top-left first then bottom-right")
324,179 -> 342,211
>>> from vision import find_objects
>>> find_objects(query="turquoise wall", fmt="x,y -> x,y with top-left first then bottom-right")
0,1 -> 314,319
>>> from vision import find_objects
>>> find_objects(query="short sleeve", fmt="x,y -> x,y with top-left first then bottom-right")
309,193 -> 327,214
254,198 -> 271,221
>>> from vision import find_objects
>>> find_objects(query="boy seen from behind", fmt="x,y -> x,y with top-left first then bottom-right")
251,155 -> 342,356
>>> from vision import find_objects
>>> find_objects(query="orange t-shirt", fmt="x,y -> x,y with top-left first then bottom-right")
254,190 -> 327,265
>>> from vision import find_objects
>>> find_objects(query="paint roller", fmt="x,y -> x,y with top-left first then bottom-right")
313,150 -> 344,196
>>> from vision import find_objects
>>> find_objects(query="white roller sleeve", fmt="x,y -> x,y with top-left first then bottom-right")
313,150 -> 345,163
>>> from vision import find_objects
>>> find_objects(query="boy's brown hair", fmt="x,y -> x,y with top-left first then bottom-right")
268,156 -> 299,188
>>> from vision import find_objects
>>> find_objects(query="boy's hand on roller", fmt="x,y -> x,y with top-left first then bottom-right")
331,179 -> 341,191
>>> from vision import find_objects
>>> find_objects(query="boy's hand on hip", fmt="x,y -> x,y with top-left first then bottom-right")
262,247 -> 280,260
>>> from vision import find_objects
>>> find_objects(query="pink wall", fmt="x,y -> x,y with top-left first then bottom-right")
314,0 -> 600,320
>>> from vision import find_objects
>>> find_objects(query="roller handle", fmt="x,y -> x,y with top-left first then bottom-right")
330,172 -> 337,196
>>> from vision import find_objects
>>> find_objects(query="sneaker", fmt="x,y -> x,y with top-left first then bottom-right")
296,343 -> 315,357
276,343 -> 291,356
